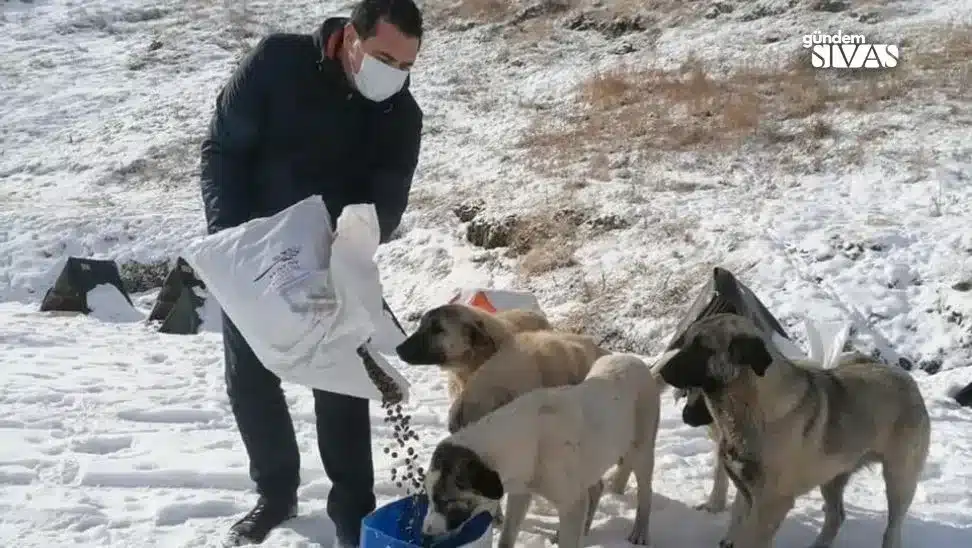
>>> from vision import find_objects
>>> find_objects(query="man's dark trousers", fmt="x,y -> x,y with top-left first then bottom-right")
221,312 -> 376,542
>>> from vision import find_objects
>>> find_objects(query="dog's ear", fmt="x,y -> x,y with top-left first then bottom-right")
466,319 -> 496,353
466,456 -> 504,500
447,401 -> 464,434
657,344 -> 711,390
728,334 -> 774,376
668,332 -> 686,350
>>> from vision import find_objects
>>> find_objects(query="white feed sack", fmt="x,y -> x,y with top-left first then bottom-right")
183,195 -> 410,402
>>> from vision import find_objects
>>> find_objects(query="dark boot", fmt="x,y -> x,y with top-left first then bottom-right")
222,312 -> 302,500
313,388 -> 376,546
223,496 -> 298,546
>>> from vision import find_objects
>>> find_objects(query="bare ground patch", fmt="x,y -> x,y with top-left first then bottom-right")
521,23 -> 972,177
508,203 -> 728,352
462,201 -> 590,275
119,258 -> 172,294
98,136 -> 199,191
423,0 -> 706,42
552,259 -> 724,354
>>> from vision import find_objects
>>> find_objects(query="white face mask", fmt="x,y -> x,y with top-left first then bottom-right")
351,40 -> 409,102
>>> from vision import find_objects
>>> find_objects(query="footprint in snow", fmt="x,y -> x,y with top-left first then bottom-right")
70,434 -> 134,455
155,499 -> 243,526
116,408 -> 222,424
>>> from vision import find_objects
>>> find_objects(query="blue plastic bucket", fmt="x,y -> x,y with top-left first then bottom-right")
360,494 -> 493,548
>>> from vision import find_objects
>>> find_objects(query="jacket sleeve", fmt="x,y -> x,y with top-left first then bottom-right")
199,37 -> 273,235
367,100 -> 423,244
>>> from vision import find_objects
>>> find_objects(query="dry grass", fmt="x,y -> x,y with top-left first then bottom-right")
523,23 -> 971,174
422,0 -> 527,26
451,0 -> 516,22
511,200 -> 699,277
519,239 -> 578,274
553,270 -> 628,341
423,0 -> 704,35
552,260 -> 719,353
907,23 -> 972,95
511,207 -> 588,275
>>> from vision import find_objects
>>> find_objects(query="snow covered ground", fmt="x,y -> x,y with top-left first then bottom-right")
1,0 -> 971,546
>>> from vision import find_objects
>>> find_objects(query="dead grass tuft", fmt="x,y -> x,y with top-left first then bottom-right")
524,24 -> 971,175
511,207 -> 588,275
554,271 -> 627,340
523,57 -> 826,171
552,260 -> 718,354
423,0 -> 705,40
422,0 -> 523,26
519,240 -> 578,274
455,0 -> 517,22
906,23 -> 972,95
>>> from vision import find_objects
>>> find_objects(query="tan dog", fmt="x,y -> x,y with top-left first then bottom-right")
395,304 -> 552,403
396,303 -> 610,526
394,303 -> 607,432
447,308 -> 552,399
656,313 -> 931,548
444,326 -> 610,433
421,354 -> 661,548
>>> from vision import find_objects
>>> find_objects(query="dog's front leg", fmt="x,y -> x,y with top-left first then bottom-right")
810,472 -> 850,547
553,496 -> 589,548
628,450 -> 656,546
490,497 -> 504,529
719,486 -> 750,547
551,481 -> 604,545
605,456 -> 632,494
724,495 -> 794,548
697,447 -> 729,513
496,493 -> 531,548
584,480 -> 605,535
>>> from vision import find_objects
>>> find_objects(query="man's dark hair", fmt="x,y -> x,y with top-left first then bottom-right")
350,0 -> 423,41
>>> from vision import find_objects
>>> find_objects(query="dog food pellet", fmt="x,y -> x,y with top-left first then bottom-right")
357,346 -> 426,496
358,345 -> 429,541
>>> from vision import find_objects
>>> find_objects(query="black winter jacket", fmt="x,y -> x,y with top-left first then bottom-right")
199,17 -> 422,242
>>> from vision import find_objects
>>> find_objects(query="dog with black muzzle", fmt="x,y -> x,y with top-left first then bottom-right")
654,313 -> 930,548
395,303 -> 608,433
395,303 -> 553,402
421,353 -> 661,548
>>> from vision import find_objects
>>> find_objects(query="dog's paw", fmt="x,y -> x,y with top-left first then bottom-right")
627,529 -> 651,546
718,539 -> 734,548
549,531 -> 559,545
694,500 -> 727,514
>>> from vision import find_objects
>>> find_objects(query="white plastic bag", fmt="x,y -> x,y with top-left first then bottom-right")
769,332 -> 810,362
804,318 -> 853,368
183,195 -> 409,402
330,204 -> 408,356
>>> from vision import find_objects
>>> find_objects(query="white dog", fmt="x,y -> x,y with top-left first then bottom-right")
421,353 -> 662,548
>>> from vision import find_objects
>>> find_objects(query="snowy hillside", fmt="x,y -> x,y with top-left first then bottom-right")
1,0 -> 971,546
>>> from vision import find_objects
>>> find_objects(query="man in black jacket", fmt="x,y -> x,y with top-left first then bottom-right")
198,1 -> 423,545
